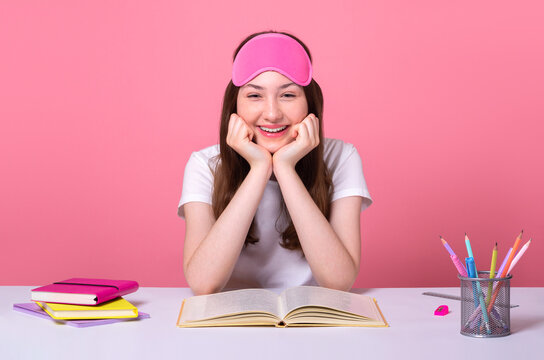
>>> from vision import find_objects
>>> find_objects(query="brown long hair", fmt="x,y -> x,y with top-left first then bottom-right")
212,31 -> 332,250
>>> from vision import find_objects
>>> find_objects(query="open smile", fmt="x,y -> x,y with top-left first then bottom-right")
258,125 -> 289,137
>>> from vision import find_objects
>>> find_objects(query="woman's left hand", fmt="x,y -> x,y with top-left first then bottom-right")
272,114 -> 320,171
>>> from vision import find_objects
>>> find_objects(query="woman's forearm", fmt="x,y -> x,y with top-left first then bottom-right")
184,165 -> 270,294
274,165 -> 359,291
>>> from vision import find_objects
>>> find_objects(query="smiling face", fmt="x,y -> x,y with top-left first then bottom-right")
236,71 -> 309,154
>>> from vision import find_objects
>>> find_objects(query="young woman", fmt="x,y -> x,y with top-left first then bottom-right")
178,31 -> 372,295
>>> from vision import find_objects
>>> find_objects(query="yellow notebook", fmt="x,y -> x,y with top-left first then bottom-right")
37,297 -> 138,320
177,286 -> 388,328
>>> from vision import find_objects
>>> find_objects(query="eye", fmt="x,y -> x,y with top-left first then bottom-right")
247,93 -> 261,98
282,93 -> 296,98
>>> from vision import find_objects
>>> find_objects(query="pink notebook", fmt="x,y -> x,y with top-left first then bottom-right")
31,278 -> 139,305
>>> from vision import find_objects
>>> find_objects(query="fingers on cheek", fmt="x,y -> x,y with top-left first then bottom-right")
234,120 -> 244,136
228,119 -> 234,135
299,123 -> 310,141
228,124 -> 239,147
304,122 -> 318,147
311,118 -> 319,145
309,116 -> 317,129
226,122 -> 233,145
229,114 -> 239,127
311,135 -> 318,148
243,123 -> 253,140
229,116 -> 241,135
291,125 -> 299,138
308,116 -> 318,128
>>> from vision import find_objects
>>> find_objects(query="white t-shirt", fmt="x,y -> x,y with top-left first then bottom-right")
178,138 -> 372,289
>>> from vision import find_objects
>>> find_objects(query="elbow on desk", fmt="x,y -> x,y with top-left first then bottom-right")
189,284 -> 223,296
318,280 -> 354,293
183,262 -> 225,295
185,276 -> 224,296
316,271 -> 358,292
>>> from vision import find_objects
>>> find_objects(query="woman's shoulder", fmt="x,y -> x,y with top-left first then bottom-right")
185,144 -> 220,173
323,138 -> 359,166
192,144 -> 220,159
189,144 -> 220,164
323,139 -> 371,209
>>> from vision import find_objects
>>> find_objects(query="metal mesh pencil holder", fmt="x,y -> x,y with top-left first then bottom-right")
458,271 -> 512,337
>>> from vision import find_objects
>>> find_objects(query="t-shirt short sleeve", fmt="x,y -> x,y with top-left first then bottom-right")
177,150 -> 216,219
325,139 -> 373,212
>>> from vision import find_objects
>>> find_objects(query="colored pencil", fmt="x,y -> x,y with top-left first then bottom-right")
440,236 -> 468,276
499,231 -> 523,277
440,236 -> 455,256
487,242 -> 498,306
496,248 -> 512,278
465,233 -> 474,259
508,239 -> 531,275
485,231 -> 523,317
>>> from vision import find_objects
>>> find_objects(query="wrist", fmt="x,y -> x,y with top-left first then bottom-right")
249,160 -> 272,179
272,161 -> 297,180
272,153 -> 296,169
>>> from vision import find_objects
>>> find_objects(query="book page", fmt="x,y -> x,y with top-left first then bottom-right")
179,288 -> 280,323
279,286 -> 382,321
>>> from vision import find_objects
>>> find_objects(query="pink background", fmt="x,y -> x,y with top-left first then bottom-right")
1,1 -> 542,287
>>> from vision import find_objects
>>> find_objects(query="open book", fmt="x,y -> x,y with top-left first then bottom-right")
177,286 -> 388,328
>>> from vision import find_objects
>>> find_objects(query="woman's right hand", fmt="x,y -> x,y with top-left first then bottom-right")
226,114 -> 272,174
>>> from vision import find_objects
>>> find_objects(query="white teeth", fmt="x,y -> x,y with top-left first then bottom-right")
259,126 -> 287,133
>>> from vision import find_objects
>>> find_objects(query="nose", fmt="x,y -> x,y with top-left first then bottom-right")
262,98 -> 283,123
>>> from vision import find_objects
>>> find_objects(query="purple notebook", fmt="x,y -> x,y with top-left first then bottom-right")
13,303 -> 150,328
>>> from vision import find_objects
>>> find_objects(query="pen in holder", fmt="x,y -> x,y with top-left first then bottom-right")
458,271 -> 512,337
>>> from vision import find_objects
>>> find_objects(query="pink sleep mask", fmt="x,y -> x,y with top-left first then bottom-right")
232,33 -> 313,87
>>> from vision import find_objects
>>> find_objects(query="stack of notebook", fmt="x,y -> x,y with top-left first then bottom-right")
13,278 -> 149,328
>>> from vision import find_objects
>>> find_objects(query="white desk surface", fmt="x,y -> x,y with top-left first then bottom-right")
1,286 -> 543,359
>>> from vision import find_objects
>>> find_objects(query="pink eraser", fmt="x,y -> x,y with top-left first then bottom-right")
434,305 -> 449,316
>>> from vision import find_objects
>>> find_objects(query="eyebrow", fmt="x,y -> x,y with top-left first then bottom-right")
243,82 -> 297,90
